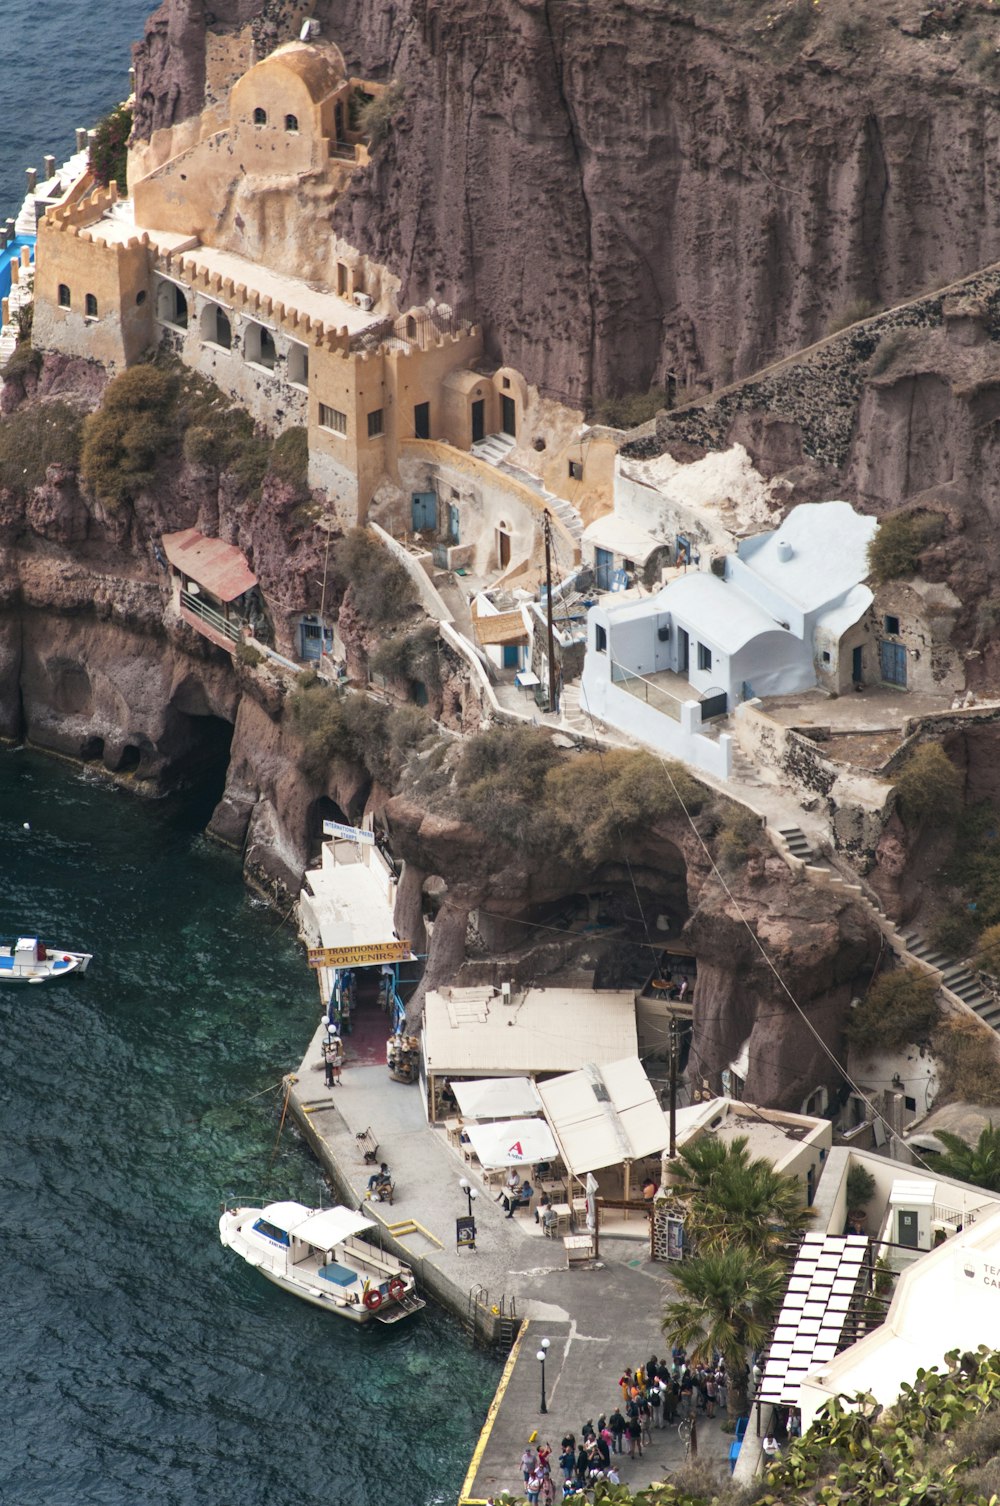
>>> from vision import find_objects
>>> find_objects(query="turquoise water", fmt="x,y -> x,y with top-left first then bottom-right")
0,749 -> 498,1504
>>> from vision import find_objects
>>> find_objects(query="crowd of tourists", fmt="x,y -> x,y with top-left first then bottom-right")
515,1350 -> 729,1500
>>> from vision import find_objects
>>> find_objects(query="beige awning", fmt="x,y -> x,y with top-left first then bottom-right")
472,607 -> 528,647
538,1057 -> 669,1175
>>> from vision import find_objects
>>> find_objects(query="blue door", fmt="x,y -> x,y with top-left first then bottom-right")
411,491 -> 437,532
595,547 -> 613,592
880,639 -> 907,687
300,619 -> 333,661
503,645 -> 520,669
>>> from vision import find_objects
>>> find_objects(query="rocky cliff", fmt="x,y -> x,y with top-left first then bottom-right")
134,0 -> 1000,405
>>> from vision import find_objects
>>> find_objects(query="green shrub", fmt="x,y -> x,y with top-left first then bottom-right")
335,528 -> 417,630
591,387 -> 669,430
868,510 -> 946,584
89,104 -> 132,191
357,84 -> 403,148
0,401 -> 83,496
385,704 -> 436,778
1,336 -> 42,382
370,624 -> 442,695
933,1013 -> 1000,1105
270,426 -> 309,490
846,1162 -> 877,1211
235,641 -> 264,668
893,742 -> 962,828
931,904 -> 978,958
846,965 -> 940,1052
80,365 -> 177,510
714,805 -> 763,871
287,680 -> 350,782
827,296 -> 879,336
975,923 -> 1000,977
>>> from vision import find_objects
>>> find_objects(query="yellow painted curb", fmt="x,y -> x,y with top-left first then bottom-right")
458,1317 -> 529,1506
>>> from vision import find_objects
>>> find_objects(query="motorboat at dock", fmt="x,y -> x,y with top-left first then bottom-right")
218,1199 -> 426,1324
0,936 -> 92,983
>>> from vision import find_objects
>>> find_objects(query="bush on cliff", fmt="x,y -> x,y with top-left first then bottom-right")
335,528 -> 417,630
80,365 -> 176,509
932,1012 -> 1000,1106
846,964 -> 940,1052
357,84 -> 403,148
288,677 -> 433,786
0,401 -> 82,496
867,509 -> 946,584
89,104 -> 132,191
975,923 -> 1000,977
714,804 -> 763,871
270,426 -> 309,491
370,624 -> 442,696
893,741 -> 962,828
591,386 -> 669,430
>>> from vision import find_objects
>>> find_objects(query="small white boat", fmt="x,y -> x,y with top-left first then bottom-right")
219,1199 -> 426,1325
0,936 -> 93,984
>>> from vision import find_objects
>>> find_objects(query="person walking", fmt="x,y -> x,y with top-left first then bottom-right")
626,1416 -> 642,1459
609,1408 -> 625,1454
649,1379 -> 663,1429
521,1446 -> 538,1487
526,1467 -> 544,1504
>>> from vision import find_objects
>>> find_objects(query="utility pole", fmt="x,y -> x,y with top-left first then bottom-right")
543,509 -> 558,715
668,1014 -> 678,1159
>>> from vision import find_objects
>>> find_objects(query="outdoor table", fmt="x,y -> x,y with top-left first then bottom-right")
515,670 -> 541,695
552,1202 -> 573,1235
563,1233 -> 594,1267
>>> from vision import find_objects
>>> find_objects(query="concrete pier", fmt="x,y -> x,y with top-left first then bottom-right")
287,1023 -> 734,1503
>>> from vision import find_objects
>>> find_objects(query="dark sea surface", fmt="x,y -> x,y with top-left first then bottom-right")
0,749 -> 499,1504
0,0 -> 151,220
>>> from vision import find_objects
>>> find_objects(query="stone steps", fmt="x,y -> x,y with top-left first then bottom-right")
900,928 -> 997,1026
778,825 -> 816,862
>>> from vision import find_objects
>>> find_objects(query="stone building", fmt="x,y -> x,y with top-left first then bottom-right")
31,37 -> 604,536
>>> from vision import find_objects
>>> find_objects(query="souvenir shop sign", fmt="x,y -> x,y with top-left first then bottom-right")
308,940 -> 411,968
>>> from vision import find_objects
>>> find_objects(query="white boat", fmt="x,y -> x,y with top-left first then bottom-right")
0,936 -> 93,984
219,1199 -> 426,1325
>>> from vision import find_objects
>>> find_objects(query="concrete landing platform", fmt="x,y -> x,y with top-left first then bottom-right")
287,1026 -> 741,1504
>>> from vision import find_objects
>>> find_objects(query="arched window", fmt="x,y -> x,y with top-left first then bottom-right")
405,314 -> 417,341
253,107 -> 267,126
201,302 -> 231,349
259,327 -> 277,370
85,293 -> 98,317
244,321 -> 277,371
58,283 -> 71,309
285,114 -> 299,132
156,280 -> 188,329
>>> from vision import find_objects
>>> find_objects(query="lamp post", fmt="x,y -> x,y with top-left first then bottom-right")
459,1177 -> 478,1219
537,1337 -> 550,1413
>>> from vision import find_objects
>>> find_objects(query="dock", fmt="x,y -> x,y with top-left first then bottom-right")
287,1024 -> 735,1503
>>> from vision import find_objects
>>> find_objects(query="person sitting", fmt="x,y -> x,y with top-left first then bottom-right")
503,1178 -> 534,1217
497,1167 -> 520,1204
642,1177 -> 658,1203
540,1203 -> 558,1236
367,1162 -> 391,1192
535,1191 -> 552,1224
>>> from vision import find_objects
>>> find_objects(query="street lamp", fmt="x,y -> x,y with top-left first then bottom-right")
537,1336 -> 550,1413
459,1177 -> 478,1219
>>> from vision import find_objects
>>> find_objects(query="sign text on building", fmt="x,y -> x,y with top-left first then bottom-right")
323,820 -> 375,846
308,940 -> 411,969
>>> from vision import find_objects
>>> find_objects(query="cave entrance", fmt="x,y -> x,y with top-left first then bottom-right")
165,713 -> 235,829
308,796 -> 350,854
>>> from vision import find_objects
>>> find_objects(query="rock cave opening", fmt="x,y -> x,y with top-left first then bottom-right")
307,796 -> 351,854
164,713 -> 236,827
79,736 -> 105,763
116,745 -> 141,774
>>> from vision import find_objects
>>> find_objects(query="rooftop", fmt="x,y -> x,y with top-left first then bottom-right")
421,985 -> 638,1078
299,838 -> 399,951
653,570 -> 785,653
736,501 -> 878,613
161,529 -> 256,601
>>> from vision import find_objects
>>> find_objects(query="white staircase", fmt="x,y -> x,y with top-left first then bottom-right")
471,432 -> 516,467
470,432 -> 584,546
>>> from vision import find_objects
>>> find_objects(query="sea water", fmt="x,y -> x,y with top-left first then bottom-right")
0,0 -> 152,218
0,749 -> 498,1504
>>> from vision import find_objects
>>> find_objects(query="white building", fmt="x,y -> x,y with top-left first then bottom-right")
580,502 -> 877,772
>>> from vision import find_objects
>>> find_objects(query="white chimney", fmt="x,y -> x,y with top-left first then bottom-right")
776,539 -> 793,562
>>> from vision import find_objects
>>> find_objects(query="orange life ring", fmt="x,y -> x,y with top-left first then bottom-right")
388,1277 -> 405,1301
363,1288 -> 382,1311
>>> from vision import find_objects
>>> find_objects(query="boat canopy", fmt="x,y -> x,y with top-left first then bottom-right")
259,1201 -> 375,1247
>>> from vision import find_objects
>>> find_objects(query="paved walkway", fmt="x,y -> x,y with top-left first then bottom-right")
287,1030 -> 738,1503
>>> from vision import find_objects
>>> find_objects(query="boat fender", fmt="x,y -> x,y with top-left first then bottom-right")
388,1277 -> 405,1301
363,1289 -> 382,1311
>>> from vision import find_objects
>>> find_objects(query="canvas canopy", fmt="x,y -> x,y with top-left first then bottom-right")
451,1076 -> 543,1121
465,1117 -> 558,1170
538,1058 -> 669,1176
289,1206 -> 376,1247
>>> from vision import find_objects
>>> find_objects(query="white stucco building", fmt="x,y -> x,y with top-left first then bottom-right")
580,502 -> 878,770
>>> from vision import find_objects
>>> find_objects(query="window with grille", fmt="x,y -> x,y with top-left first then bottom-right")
319,404 -> 347,435
367,408 -> 385,438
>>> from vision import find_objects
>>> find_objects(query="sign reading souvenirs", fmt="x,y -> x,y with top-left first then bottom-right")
322,820 -> 375,846
308,940 -> 411,969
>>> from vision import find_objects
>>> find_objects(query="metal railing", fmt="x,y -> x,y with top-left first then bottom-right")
180,590 -> 240,644
610,660 -> 682,721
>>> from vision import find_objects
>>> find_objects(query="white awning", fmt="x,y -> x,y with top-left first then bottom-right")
582,512 -> 663,564
465,1117 -> 558,1169
451,1076 -> 543,1121
538,1058 -> 669,1175
758,1234 -> 869,1407
290,1206 -> 377,1248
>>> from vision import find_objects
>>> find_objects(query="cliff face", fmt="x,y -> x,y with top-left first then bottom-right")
134,0 -> 1000,404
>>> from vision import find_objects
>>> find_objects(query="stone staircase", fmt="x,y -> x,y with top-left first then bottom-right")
900,930 -> 1000,1029
778,825 -> 817,862
470,433 -> 584,546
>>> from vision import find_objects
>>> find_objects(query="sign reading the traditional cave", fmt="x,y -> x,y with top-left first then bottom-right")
308,941 -> 411,968
322,820 -> 375,845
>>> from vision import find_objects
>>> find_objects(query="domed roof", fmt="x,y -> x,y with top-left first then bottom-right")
258,41 -> 347,102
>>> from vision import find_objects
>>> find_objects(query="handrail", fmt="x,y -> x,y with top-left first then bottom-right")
610,659 -> 683,722
180,589 -> 239,643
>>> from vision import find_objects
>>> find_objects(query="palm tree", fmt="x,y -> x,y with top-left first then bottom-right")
662,1246 -> 786,1416
932,1124 -> 1000,1192
667,1133 -> 814,1256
